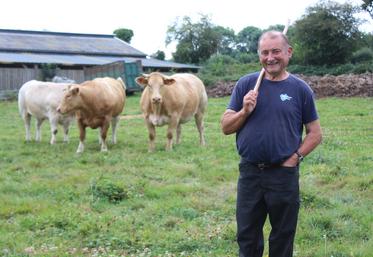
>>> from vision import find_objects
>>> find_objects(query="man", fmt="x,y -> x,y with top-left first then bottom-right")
221,31 -> 322,257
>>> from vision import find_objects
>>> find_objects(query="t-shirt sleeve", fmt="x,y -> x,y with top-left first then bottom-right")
302,85 -> 319,124
227,81 -> 243,112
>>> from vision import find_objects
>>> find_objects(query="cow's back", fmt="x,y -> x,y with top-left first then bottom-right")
81,77 -> 125,116
172,73 -> 207,108
168,73 -> 207,119
18,80 -> 70,119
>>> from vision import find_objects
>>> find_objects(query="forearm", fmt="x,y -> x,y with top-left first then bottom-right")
283,120 -> 322,167
298,130 -> 322,157
221,109 -> 250,135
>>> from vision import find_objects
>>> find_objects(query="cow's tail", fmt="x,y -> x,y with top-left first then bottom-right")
117,77 -> 126,90
18,86 -> 26,117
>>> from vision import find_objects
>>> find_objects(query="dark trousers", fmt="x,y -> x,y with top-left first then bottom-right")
236,161 -> 300,257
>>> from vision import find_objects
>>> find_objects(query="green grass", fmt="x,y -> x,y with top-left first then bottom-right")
0,95 -> 372,257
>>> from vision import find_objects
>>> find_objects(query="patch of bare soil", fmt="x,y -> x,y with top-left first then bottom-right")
206,73 -> 373,98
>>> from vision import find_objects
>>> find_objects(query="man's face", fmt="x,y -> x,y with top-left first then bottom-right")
258,36 -> 292,77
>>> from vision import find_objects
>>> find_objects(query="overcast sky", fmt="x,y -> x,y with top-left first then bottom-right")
1,0 -> 372,58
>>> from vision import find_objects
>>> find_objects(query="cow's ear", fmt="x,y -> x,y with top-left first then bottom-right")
135,76 -> 148,87
65,84 -> 73,91
71,87 -> 80,95
164,78 -> 176,86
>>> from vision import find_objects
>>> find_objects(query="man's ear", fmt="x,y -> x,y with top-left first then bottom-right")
287,46 -> 293,58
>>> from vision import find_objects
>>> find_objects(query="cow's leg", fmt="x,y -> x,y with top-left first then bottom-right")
24,113 -> 32,141
111,116 -> 120,144
35,118 -> 44,142
100,121 -> 110,152
49,117 -> 58,145
145,119 -> 156,152
98,127 -> 102,145
195,112 -> 206,146
166,116 -> 179,151
176,123 -> 182,144
62,120 -> 70,143
77,122 -> 86,153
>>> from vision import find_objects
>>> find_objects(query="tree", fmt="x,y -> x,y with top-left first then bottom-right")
166,15 -> 221,64
361,0 -> 373,19
213,26 -> 236,55
151,50 -> 166,60
236,26 -> 262,54
113,28 -> 134,43
265,24 -> 286,32
293,1 -> 362,65
40,63 -> 57,81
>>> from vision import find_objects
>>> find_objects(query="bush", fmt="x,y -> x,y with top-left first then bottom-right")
330,63 -> 355,75
288,63 -> 373,76
234,52 -> 258,64
198,54 -> 260,86
40,63 -> 57,81
351,47 -> 373,64
352,62 -> 373,73
202,54 -> 239,76
90,178 -> 128,203
288,65 -> 330,76
0,90 -> 18,101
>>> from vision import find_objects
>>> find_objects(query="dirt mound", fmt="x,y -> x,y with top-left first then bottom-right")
206,73 -> 373,98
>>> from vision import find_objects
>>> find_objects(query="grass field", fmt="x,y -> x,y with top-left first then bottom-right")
0,95 -> 372,257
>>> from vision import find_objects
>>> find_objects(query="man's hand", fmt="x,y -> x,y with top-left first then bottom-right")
282,153 -> 299,167
242,90 -> 258,114
221,90 -> 258,135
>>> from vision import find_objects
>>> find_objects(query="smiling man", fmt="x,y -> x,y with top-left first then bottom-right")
221,31 -> 322,257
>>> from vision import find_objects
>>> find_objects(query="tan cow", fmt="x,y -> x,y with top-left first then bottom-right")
57,77 -> 126,153
136,72 -> 208,151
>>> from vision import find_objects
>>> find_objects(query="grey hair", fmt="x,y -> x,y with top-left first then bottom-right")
257,30 -> 291,53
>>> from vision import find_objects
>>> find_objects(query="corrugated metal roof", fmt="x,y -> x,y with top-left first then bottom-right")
0,29 -> 200,70
126,57 -> 200,69
0,52 -> 199,69
0,29 -> 146,57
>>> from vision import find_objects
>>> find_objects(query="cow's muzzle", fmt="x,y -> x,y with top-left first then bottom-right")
151,97 -> 162,104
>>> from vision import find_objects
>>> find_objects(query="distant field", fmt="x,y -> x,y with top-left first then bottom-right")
0,95 -> 372,257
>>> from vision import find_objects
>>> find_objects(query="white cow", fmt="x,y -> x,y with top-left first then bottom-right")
18,80 -> 75,144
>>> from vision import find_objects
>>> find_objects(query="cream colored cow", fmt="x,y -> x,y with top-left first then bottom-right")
18,80 -> 75,144
136,72 -> 208,151
57,77 -> 126,153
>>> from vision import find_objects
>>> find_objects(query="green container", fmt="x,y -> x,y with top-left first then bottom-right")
84,60 -> 142,93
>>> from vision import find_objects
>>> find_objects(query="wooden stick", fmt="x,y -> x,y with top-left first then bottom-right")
253,20 -> 290,92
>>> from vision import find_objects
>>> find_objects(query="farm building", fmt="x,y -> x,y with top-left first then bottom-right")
0,29 -> 199,95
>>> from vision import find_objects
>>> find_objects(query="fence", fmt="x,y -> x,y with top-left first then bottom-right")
0,67 -> 84,99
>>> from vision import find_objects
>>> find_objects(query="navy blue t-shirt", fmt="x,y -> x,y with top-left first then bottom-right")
227,72 -> 319,164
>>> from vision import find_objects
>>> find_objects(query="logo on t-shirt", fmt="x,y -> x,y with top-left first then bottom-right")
280,94 -> 292,101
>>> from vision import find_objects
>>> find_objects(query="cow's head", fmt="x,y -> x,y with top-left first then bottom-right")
57,84 -> 81,114
135,72 -> 176,104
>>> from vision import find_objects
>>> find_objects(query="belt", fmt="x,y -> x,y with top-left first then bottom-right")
250,162 -> 281,170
